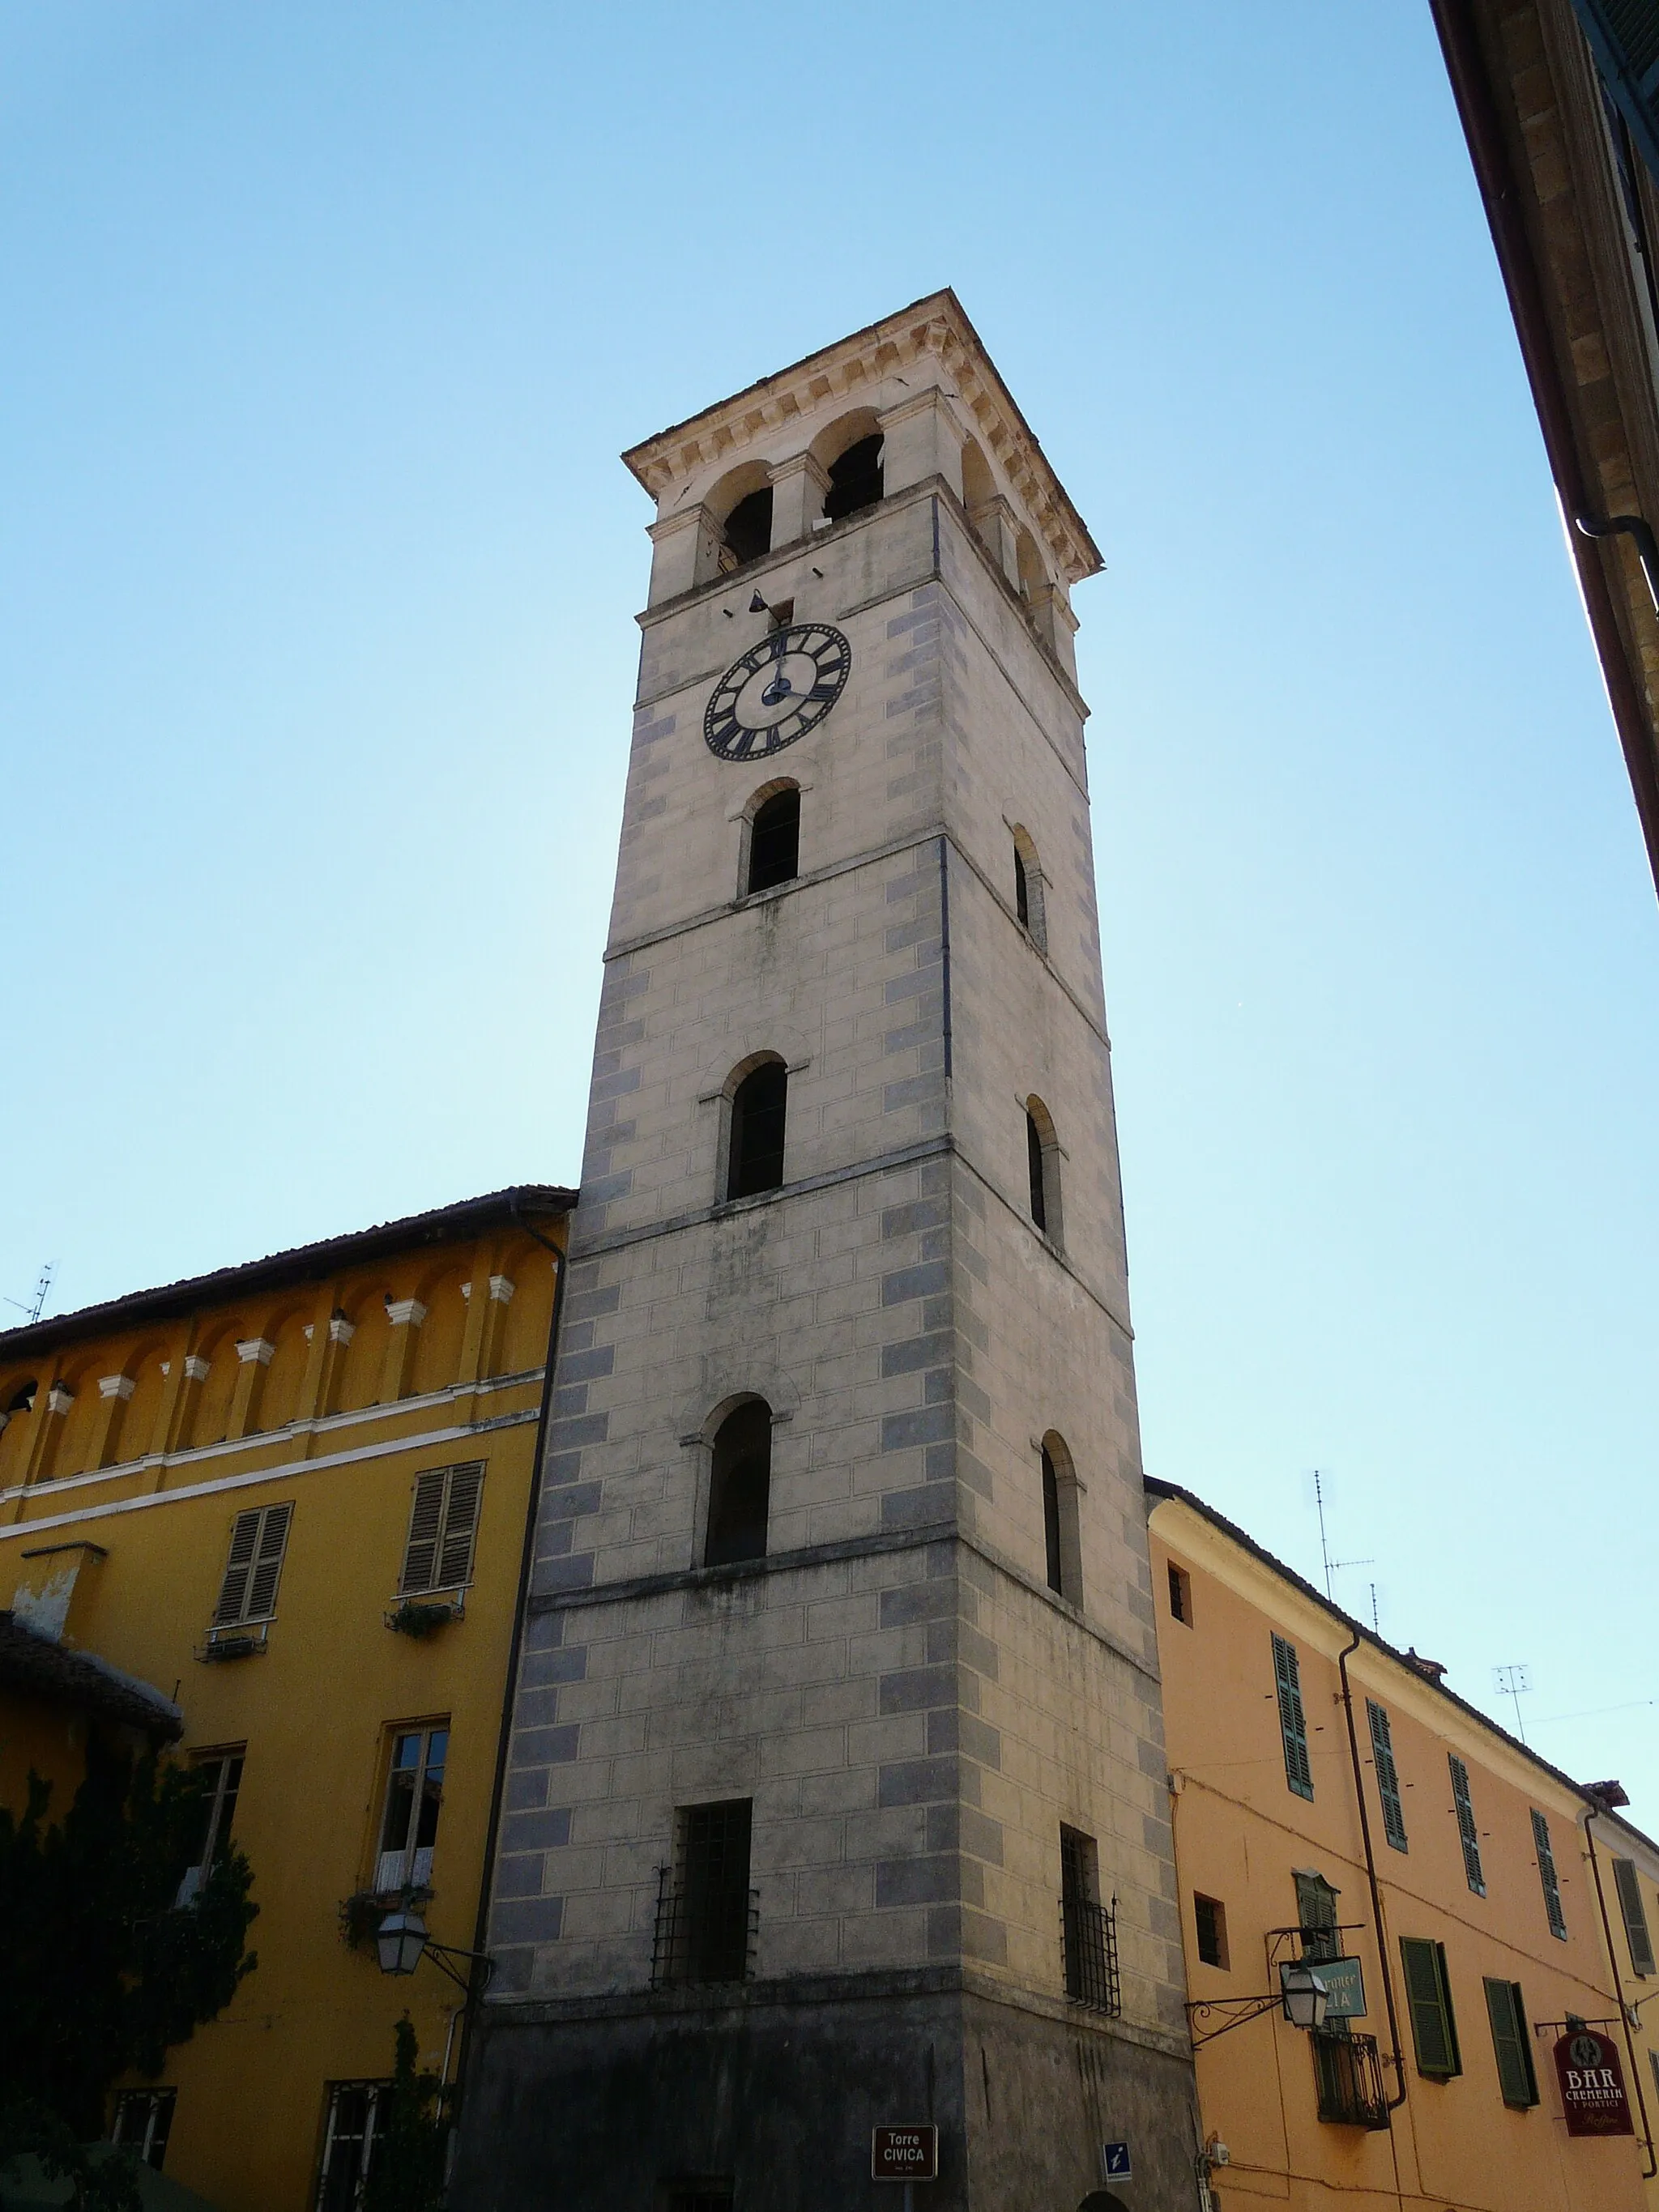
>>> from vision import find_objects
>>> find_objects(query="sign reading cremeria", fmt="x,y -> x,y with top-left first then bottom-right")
1552,2028 -> 1635,2137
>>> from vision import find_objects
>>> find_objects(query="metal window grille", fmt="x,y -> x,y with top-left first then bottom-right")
315,2082 -> 388,2212
1533,1810 -> 1567,1939
652,1801 -> 757,1988
1311,2030 -> 1391,2129
1366,1699 -> 1409,1852
112,2090 -> 176,2172
1060,1829 -> 1120,2014
1448,1755 -> 1486,1895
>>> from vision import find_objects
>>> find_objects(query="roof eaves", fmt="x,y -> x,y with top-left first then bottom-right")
0,1183 -> 578,1362
1145,1475 -> 1624,1822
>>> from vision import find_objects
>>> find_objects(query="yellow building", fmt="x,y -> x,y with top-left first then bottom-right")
1147,1478 -> 1656,2212
0,1185 -> 570,2212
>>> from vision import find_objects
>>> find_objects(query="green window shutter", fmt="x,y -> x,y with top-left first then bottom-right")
1401,1937 -> 1462,2078
1614,1859 -> 1657,1975
1272,1633 -> 1315,1801
1367,1698 -> 1409,1852
1294,1869 -> 1341,1963
1484,1977 -> 1539,2108
1448,1755 -> 1486,1896
1531,1810 -> 1567,1940
1567,0 -> 1659,182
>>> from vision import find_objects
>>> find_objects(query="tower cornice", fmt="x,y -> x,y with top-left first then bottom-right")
620,288 -> 1104,590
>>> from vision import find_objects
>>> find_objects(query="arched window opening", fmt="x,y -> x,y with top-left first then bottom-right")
1014,845 -> 1030,928
706,1400 -> 772,1566
1025,1097 -> 1062,1247
747,789 -> 800,895
728,1061 -> 787,1200
720,486 -> 774,570
823,434 -> 883,523
1042,1431 -> 1083,1606
1042,1445 -> 1064,1594
1011,829 -> 1047,951
1026,1111 -> 1048,1233
5,1381 -> 37,1417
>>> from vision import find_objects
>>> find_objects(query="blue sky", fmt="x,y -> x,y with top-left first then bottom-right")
4,3 -> 1657,1812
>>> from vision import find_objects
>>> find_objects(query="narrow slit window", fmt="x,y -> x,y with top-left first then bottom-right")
1014,843 -> 1030,927
727,1062 -> 787,1200
1614,1858 -> 1654,1974
1272,1633 -> 1315,1801
705,1400 -> 771,1566
1026,1112 -> 1047,1232
1449,1755 -> 1486,1896
1041,1446 -> 1064,1594
746,790 -> 800,895
1367,1698 -> 1409,1852
375,1724 -> 448,1893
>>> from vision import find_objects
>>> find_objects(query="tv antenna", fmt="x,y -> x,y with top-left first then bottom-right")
1312,1468 -> 1373,1604
2,1264 -> 53,1325
1494,1664 -> 1532,1744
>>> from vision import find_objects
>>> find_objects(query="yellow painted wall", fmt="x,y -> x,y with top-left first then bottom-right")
0,1213 -> 565,2212
1149,1494 -> 1652,2212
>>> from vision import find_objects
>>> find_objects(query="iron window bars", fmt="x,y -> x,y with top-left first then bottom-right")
1311,2029 -> 1391,2129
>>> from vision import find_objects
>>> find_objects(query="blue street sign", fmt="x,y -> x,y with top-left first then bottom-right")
1102,2141 -> 1132,2180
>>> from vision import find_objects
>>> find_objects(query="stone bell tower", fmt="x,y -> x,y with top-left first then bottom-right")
452,292 -> 1198,2212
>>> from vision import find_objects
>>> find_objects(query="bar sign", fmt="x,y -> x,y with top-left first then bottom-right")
872,2125 -> 939,2180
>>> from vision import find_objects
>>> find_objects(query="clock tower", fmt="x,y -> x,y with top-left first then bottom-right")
453,292 -> 1198,2211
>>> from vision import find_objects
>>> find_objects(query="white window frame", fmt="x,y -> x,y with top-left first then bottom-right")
373,1723 -> 449,1894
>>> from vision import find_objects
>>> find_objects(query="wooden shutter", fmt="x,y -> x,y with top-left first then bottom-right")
435,1463 -> 484,1589
399,1469 -> 449,1595
1614,1859 -> 1657,1975
1567,0 -> 1659,179
1401,1937 -> 1461,2077
1448,1755 -> 1486,1895
244,1502 -> 292,1621
1533,1809 -> 1567,1939
1367,1698 -> 1409,1851
1294,1869 -> 1340,1962
212,1509 -> 262,1626
1484,1977 -> 1538,2108
1271,1634 -> 1314,1800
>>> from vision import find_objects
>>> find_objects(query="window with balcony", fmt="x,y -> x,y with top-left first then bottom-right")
1311,2029 -> 1391,2128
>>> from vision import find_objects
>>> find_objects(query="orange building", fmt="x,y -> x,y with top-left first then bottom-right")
1148,1478 -> 1656,2212
0,1187 -> 570,2212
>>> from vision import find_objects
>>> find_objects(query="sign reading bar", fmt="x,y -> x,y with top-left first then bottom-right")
1553,2029 -> 1635,2137
872,2126 -> 938,2181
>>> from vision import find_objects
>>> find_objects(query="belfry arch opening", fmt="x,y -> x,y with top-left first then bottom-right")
727,1057 -> 788,1200
705,1398 -> 773,1566
708,462 -> 774,573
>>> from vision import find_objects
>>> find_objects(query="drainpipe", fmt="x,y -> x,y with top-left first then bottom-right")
1337,1630 -> 1408,2110
451,1191 -> 571,2109
1583,1804 -> 1658,2177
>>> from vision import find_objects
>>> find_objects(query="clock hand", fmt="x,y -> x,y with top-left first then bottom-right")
760,625 -> 794,708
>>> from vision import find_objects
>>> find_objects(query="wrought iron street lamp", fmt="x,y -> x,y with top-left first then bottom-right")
375,1909 -> 496,1995
1278,1960 -> 1330,2031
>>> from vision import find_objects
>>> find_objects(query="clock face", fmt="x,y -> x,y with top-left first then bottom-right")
703,624 -> 851,761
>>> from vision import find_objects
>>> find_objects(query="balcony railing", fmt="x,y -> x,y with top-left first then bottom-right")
1312,2030 -> 1391,2129
1060,1893 -> 1121,2015
651,1868 -> 758,1989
